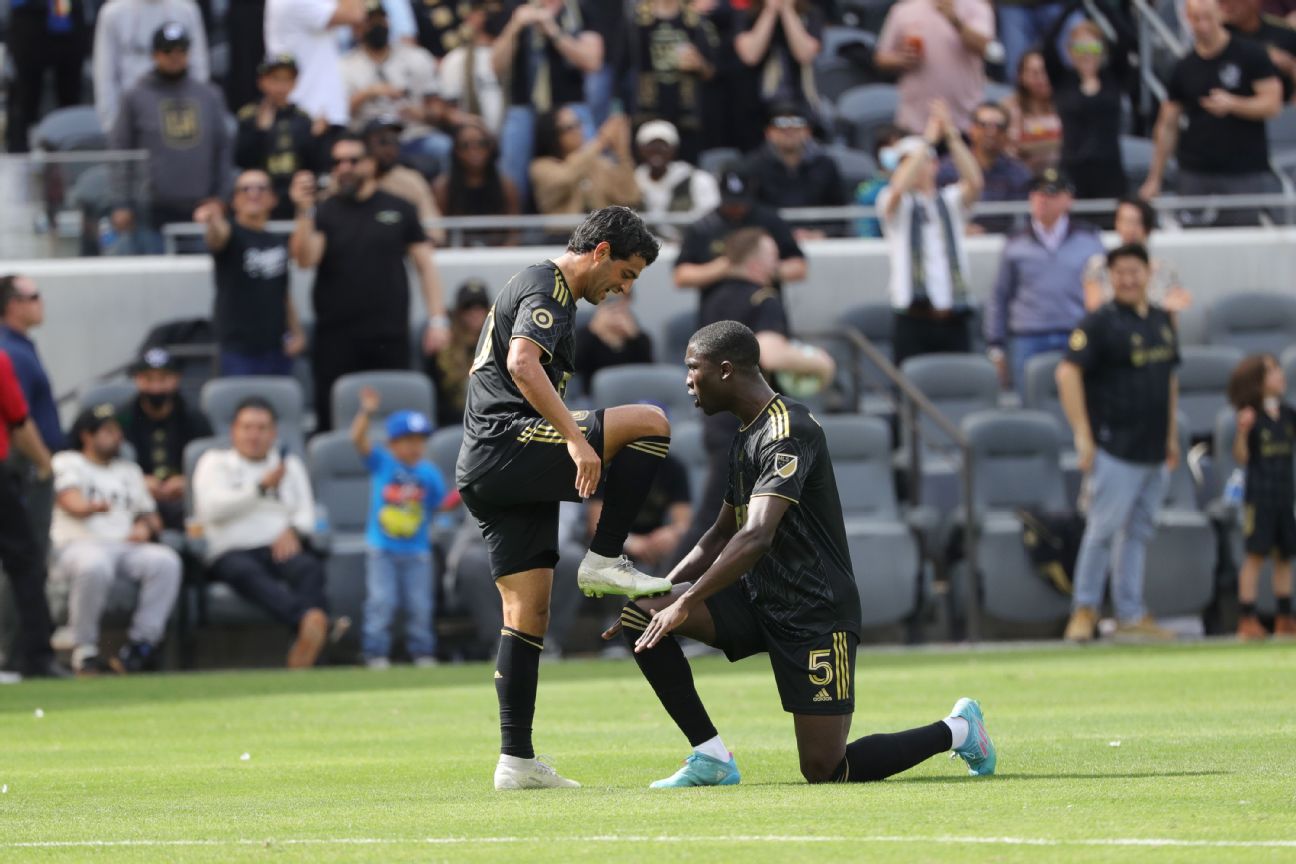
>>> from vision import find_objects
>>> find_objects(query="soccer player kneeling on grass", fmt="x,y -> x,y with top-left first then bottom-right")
456,206 -> 676,790
605,321 -> 996,786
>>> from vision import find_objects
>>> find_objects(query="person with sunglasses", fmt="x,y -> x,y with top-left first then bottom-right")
739,101 -> 846,239
432,120 -> 521,247
936,101 -> 1032,235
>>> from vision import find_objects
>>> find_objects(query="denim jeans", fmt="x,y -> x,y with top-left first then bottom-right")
1071,449 -> 1168,621
220,349 -> 293,377
997,4 -> 1083,82
584,65 -> 615,126
364,549 -> 435,659
1009,330 -> 1072,396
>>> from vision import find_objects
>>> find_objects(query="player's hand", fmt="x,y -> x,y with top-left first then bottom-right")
1237,406 -> 1257,434
635,599 -> 690,652
271,527 -> 302,563
1075,433 -> 1096,473
568,436 -> 602,498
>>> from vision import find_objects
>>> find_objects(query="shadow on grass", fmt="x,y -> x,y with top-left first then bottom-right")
881,770 -> 1230,783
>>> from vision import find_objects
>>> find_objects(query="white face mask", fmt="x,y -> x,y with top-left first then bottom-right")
879,147 -> 900,173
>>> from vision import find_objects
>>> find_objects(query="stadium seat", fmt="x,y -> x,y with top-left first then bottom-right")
33,105 -> 107,152
78,378 -> 136,413
699,147 -> 741,178
836,84 -> 900,153
427,426 -> 463,489
958,410 -> 1073,624
331,370 -> 436,434
983,82 -> 1013,103
900,353 -> 999,460
1021,351 -> 1068,441
823,143 -> 877,201
1178,345 -> 1244,443
1281,345 -> 1296,399
659,308 -> 697,369
1204,292 -> 1296,357
669,419 -> 709,505
841,302 -> 897,414
201,376 -> 306,455
1144,413 -> 1216,618
590,363 -> 692,419
307,431 -> 372,626
1268,105 -> 1296,153
815,57 -> 873,105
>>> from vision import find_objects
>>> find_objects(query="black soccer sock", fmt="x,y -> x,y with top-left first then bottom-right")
1240,601 -> 1258,618
495,626 -> 544,759
620,602 -> 719,747
829,722 -> 952,783
590,436 -> 671,558
1277,596 -> 1292,616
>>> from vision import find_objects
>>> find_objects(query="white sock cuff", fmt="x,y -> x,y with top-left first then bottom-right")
693,735 -> 730,763
943,716 -> 969,750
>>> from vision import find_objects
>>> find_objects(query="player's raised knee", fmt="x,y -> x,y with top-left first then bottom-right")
640,403 -> 670,438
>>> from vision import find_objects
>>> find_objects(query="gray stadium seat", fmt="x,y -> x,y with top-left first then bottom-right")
1204,292 -> 1296,357
1144,413 -> 1216,617
308,431 -> 371,625
900,353 -> 999,459
200,376 -> 306,455
590,363 -> 691,419
836,84 -> 900,152
1021,351 -> 1067,441
79,379 -> 136,413
1119,135 -> 1155,187
959,410 -> 1073,623
33,105 -> 107,152
1178,345 -> 1244,443
659,309 -> 697,369
331,370 -> 436,434
669,419 -> 710,505
1268,105 -> 1296,152
824,143 -> 877,200
815,57 -> 873,105
699,147 -> 741,178
1281,345 -> 1296,399
427,426 -> 463,489
841,302 -> 896,413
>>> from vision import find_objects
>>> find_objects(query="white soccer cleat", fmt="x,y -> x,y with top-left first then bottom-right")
577,552 -> 672,599
493,755 -> 582,790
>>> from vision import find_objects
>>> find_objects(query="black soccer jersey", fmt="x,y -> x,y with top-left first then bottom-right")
724,395 -> 861,641
1245,402 -> 1296,508
457,261 -> 578,486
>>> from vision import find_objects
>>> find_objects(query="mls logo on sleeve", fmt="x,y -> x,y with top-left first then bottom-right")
774,453 -> 798,478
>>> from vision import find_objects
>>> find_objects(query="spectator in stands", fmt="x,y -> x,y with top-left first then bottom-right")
574,290 -> 654,393
672,226 -> 832,565
530,107 -> 640,216
875,0 -> 994,134
1002,50 -> 1063,173
1221,0 -> 1296,100
996,0 -> 1070,80
1141,0 -> 1283,227
235,55 -> 326,221
425,279 -> 491,427
439,1 -> 506,134
879,102 -> 984,364
50,404 -> 182,674
93,0 -> 210,133
855,124 -> 906,238
108,24 -> 231,254
363,117 -> 447,245
585,451 -> 692,577
116,349 -> 212,531
633,120 -> 721,242
196,169 -> 306,376
733,0 -> 825,146
492,0 -> 604,203
631,0 -> 719,163
0,349 -> 63,678
342,0 -> 451,168
1227,353 -> 1296,639
289,134 -> 449,431
350,387 -> 444,667
1041,8 -> 1135,204
431,120 -> 521,247
4,0 -> 86,153
193,397 -> 335,668
986,168 -> 1103,392
674,170 -> 807,295
936,102 -> 1028,235
741,101 -> 847,239
417,0 -> 502,58
1083,197 -> 1192,314
1058,243 -> 1179,644
265,0 -> 365,129
0,275 -> 62,556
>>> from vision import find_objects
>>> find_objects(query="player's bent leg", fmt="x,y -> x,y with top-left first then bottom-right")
601,403 -> 671,460
793,715 -> 852,784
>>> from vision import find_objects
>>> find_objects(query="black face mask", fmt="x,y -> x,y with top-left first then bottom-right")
363,25 -> 389,50
155,66 -> 188,82
142,392 -> 174,411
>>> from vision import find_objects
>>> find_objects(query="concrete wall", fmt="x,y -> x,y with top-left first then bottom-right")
12,227 -> 1296,402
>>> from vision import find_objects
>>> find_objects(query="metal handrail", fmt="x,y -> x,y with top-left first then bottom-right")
1130,0 -> 1186,116
55,342 -> 219,408
835,325 -> 983,642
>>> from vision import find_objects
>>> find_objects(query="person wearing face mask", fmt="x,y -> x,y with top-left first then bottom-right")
116,349 -> 213,532
107,23 -> 231,255
855,124 -> 906,239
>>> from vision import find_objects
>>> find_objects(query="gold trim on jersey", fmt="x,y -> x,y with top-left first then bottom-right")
739,393 -> 781,432
552,270 -> 573,306
749,491 -> 799,505
767,398 -> 790,441
510,334 -> 554,363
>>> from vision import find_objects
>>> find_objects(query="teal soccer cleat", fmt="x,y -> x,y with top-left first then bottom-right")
950,697 -> 997,777
649,752 -> 741,788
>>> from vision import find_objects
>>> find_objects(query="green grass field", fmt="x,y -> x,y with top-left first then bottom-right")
2,641 -> 1294,863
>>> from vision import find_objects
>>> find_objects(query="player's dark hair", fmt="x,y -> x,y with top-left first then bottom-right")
689,320 -> 761,370
1106,242 -> 1149,268
568,206 -> 660,266
0,275 -> 18,315
722,227 -> 770,268
1228,353 -> 1275,411
233,396 -> 278,423
1117,196 -> 1158,234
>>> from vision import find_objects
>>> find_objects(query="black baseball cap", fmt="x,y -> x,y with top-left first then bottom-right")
719,169 -> 754,205
257,53 -> 298,76
1030,167 -> 1075,195
455,279 -> 491,312
71,402 -> 121,441
152,22 -> 191,52
362,115 -> 404,137
130,347 -> 180,375
767,100 -> 810,126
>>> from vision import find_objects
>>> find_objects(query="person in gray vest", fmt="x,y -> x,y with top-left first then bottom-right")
877,98 -> 984,365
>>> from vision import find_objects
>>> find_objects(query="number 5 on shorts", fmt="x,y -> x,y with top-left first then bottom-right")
807,649 -> 834,686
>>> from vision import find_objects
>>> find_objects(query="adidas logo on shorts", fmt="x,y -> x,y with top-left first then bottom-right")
812,688 -> 833,703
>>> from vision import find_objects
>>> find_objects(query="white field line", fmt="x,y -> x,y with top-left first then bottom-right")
4,835 -> 1296,850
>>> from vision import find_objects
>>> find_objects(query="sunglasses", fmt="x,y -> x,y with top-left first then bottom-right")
332,155 -> 363,167
236,183 -> 271,193
1070,40 -> 1104,55
973,118 -> 1009,130
556,121 -> 583,134
771,116 -> 809,130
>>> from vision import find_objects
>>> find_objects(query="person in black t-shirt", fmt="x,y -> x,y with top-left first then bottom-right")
455,206 -> 679,791
1141,0 -> 1283,227
673,170 -> 807,298
740,101 -> 846,239
606,319 -> 995,788
234,56 -> 326,221
288,133 -> 449,431
630,0 -> 719,164
196,169 -> 306,377
1058,243 -> 1179,644
1226,353 -> 1296,639
587,452 -> 692,575
573,290 -> 654,392
116,348 -> 213,530
1222,0 -> 1296,99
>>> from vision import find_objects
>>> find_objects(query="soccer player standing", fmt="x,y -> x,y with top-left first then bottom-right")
609,321 -> 996,786
457,206 -> 675,790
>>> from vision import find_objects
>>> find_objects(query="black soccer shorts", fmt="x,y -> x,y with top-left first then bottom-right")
704,582 -> 858,716
1243,501 -> 1296,559
460,409 -> 606,579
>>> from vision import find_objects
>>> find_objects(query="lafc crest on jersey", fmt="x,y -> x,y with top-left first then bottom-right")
774,453 -> 798,478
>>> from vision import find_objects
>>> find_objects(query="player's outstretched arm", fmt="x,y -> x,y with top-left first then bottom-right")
636,495 -> 791,652
664,503 -> 739,586
507,337 -> 601,497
